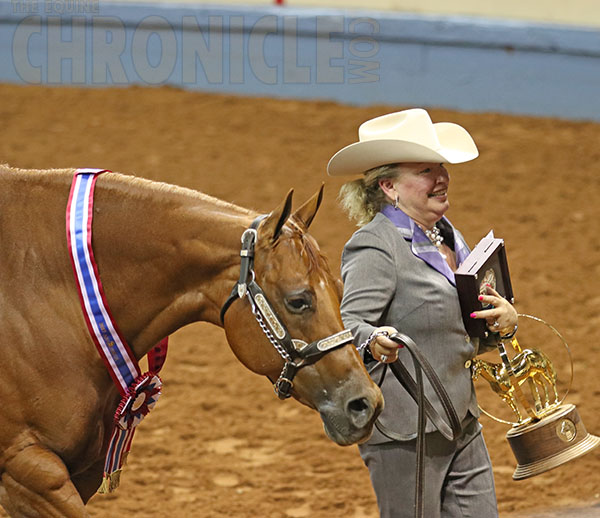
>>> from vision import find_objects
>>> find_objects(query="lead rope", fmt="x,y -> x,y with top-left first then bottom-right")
385,333 -> 462,518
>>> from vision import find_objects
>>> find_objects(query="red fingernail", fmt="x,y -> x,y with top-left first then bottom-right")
397,344 -> 404,348
470,312 -> 477,318
486,284 -> 491,287
478,295 -> 484,301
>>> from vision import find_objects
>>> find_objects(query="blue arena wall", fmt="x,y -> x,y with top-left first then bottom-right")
2,1 -> 600,121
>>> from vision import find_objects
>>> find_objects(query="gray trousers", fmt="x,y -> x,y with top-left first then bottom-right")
359,417 -> 498,518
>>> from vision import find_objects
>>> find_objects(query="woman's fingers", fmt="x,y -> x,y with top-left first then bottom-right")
484,284 -> 501,297
470,296 -> 518,333
471,309 -> 502,329
478,293 -> 502,307
471,308 -> 498,320
378,335 -> 402,351
371,329 -> 402,363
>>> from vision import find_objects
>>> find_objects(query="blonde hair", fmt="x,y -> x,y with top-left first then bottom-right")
338,164 -> 399,226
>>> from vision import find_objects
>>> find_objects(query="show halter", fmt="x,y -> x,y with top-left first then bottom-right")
220,215 -> 354,399
66,169 -> 168,493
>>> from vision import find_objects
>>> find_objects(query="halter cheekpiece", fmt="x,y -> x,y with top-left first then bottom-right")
220,215 -> 354,399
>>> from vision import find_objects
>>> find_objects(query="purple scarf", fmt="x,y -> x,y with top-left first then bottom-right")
381,204 -> 470,286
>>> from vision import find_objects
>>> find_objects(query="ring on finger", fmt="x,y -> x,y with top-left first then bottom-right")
380,354 -> 388,362
492,321 -> 500,328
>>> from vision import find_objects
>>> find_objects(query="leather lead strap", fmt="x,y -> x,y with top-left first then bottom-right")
379,333 -> 463,518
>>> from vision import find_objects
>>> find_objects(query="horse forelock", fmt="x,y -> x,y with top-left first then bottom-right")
278,223 -> 331,277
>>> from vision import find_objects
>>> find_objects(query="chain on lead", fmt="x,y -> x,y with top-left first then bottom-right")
249,295 -> 293,363
358,329 -> 390,352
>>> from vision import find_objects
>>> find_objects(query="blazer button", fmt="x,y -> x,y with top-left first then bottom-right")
464,359 -> 472,369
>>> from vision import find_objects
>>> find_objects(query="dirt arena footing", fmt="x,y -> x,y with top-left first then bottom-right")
1,84 -> 599,518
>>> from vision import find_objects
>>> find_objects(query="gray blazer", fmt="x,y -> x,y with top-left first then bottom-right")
341,212 -> 497,444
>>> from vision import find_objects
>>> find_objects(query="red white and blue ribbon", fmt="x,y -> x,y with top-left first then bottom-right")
66,169 -> 168,493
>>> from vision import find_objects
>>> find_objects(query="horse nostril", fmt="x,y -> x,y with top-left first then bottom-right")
348,397 -> 369,413
346,396 -> 374,429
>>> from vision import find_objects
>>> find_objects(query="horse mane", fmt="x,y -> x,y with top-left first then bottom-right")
1,164 -> 66,173
105,173 -> 254,216
0,164 -> 254,217
1,165 -> 329,274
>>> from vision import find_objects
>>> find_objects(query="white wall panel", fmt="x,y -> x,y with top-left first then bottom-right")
107,0 -> 600,28
3,2 -> 600,120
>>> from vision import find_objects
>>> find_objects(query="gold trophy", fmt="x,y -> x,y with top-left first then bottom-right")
456,233 -> 600,480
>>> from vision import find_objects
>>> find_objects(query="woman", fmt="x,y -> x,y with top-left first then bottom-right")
327,109 -> 518,518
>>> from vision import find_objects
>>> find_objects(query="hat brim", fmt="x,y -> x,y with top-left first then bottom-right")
327,122 -> 479,176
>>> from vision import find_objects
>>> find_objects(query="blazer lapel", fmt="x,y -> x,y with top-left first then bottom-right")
380,205 -> 469,286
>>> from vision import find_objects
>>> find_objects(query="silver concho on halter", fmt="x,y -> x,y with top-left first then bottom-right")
456,231 -> 600,480
317,330 -> 353,352
293,330 -> 354,354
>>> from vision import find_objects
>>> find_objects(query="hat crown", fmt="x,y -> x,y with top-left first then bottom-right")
358,108 -> 440,151
327,108 -> 478,176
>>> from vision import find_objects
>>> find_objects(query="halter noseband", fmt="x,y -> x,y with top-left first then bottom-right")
220,215 -> 354,399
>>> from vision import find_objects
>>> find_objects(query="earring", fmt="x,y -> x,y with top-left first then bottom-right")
394,195 -> 400,209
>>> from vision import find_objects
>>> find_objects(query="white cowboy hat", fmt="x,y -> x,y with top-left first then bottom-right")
327,108 -> 479,176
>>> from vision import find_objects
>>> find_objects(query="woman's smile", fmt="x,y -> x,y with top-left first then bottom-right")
428,188 -> 448,198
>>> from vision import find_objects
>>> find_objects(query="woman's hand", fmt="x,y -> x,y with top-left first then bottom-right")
470,285 -> 518,335
369,326 -> 403,363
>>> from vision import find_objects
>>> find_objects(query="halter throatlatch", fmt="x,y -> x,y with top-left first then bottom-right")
220,215 -> 354,399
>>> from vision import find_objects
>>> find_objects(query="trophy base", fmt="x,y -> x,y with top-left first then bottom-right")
506,404 -> 600,480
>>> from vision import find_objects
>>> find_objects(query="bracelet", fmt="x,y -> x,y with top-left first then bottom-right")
499,324 -> 518,340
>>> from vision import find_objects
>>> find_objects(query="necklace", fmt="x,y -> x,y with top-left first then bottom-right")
424,225 -> 444,249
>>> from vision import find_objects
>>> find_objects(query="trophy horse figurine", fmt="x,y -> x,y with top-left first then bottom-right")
472,343 -> 559,423
456,233 -> 600,480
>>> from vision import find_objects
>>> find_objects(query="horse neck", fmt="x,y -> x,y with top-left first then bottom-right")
84,173 -> 256,360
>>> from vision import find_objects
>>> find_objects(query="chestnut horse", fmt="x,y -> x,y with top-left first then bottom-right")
0,166 -> 383,518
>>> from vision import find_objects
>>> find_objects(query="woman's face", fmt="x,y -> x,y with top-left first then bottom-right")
380,162 -> 450,228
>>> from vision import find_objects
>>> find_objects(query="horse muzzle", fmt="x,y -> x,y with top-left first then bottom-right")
318,383 -> 383,446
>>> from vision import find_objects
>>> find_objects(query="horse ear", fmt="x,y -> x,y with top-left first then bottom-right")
262,189 -> 294,242
291,183 -> 324,230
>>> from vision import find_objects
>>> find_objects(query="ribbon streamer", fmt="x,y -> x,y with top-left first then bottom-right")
66,169 -> 168,492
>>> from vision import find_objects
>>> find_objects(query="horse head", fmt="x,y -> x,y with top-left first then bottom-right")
222,187 -> 383,446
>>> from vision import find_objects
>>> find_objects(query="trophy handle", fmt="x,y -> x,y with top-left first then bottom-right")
477,404 -> 518,426
517,313 -> 574,406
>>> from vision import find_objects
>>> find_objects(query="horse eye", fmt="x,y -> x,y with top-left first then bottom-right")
284,293 -> 313,314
